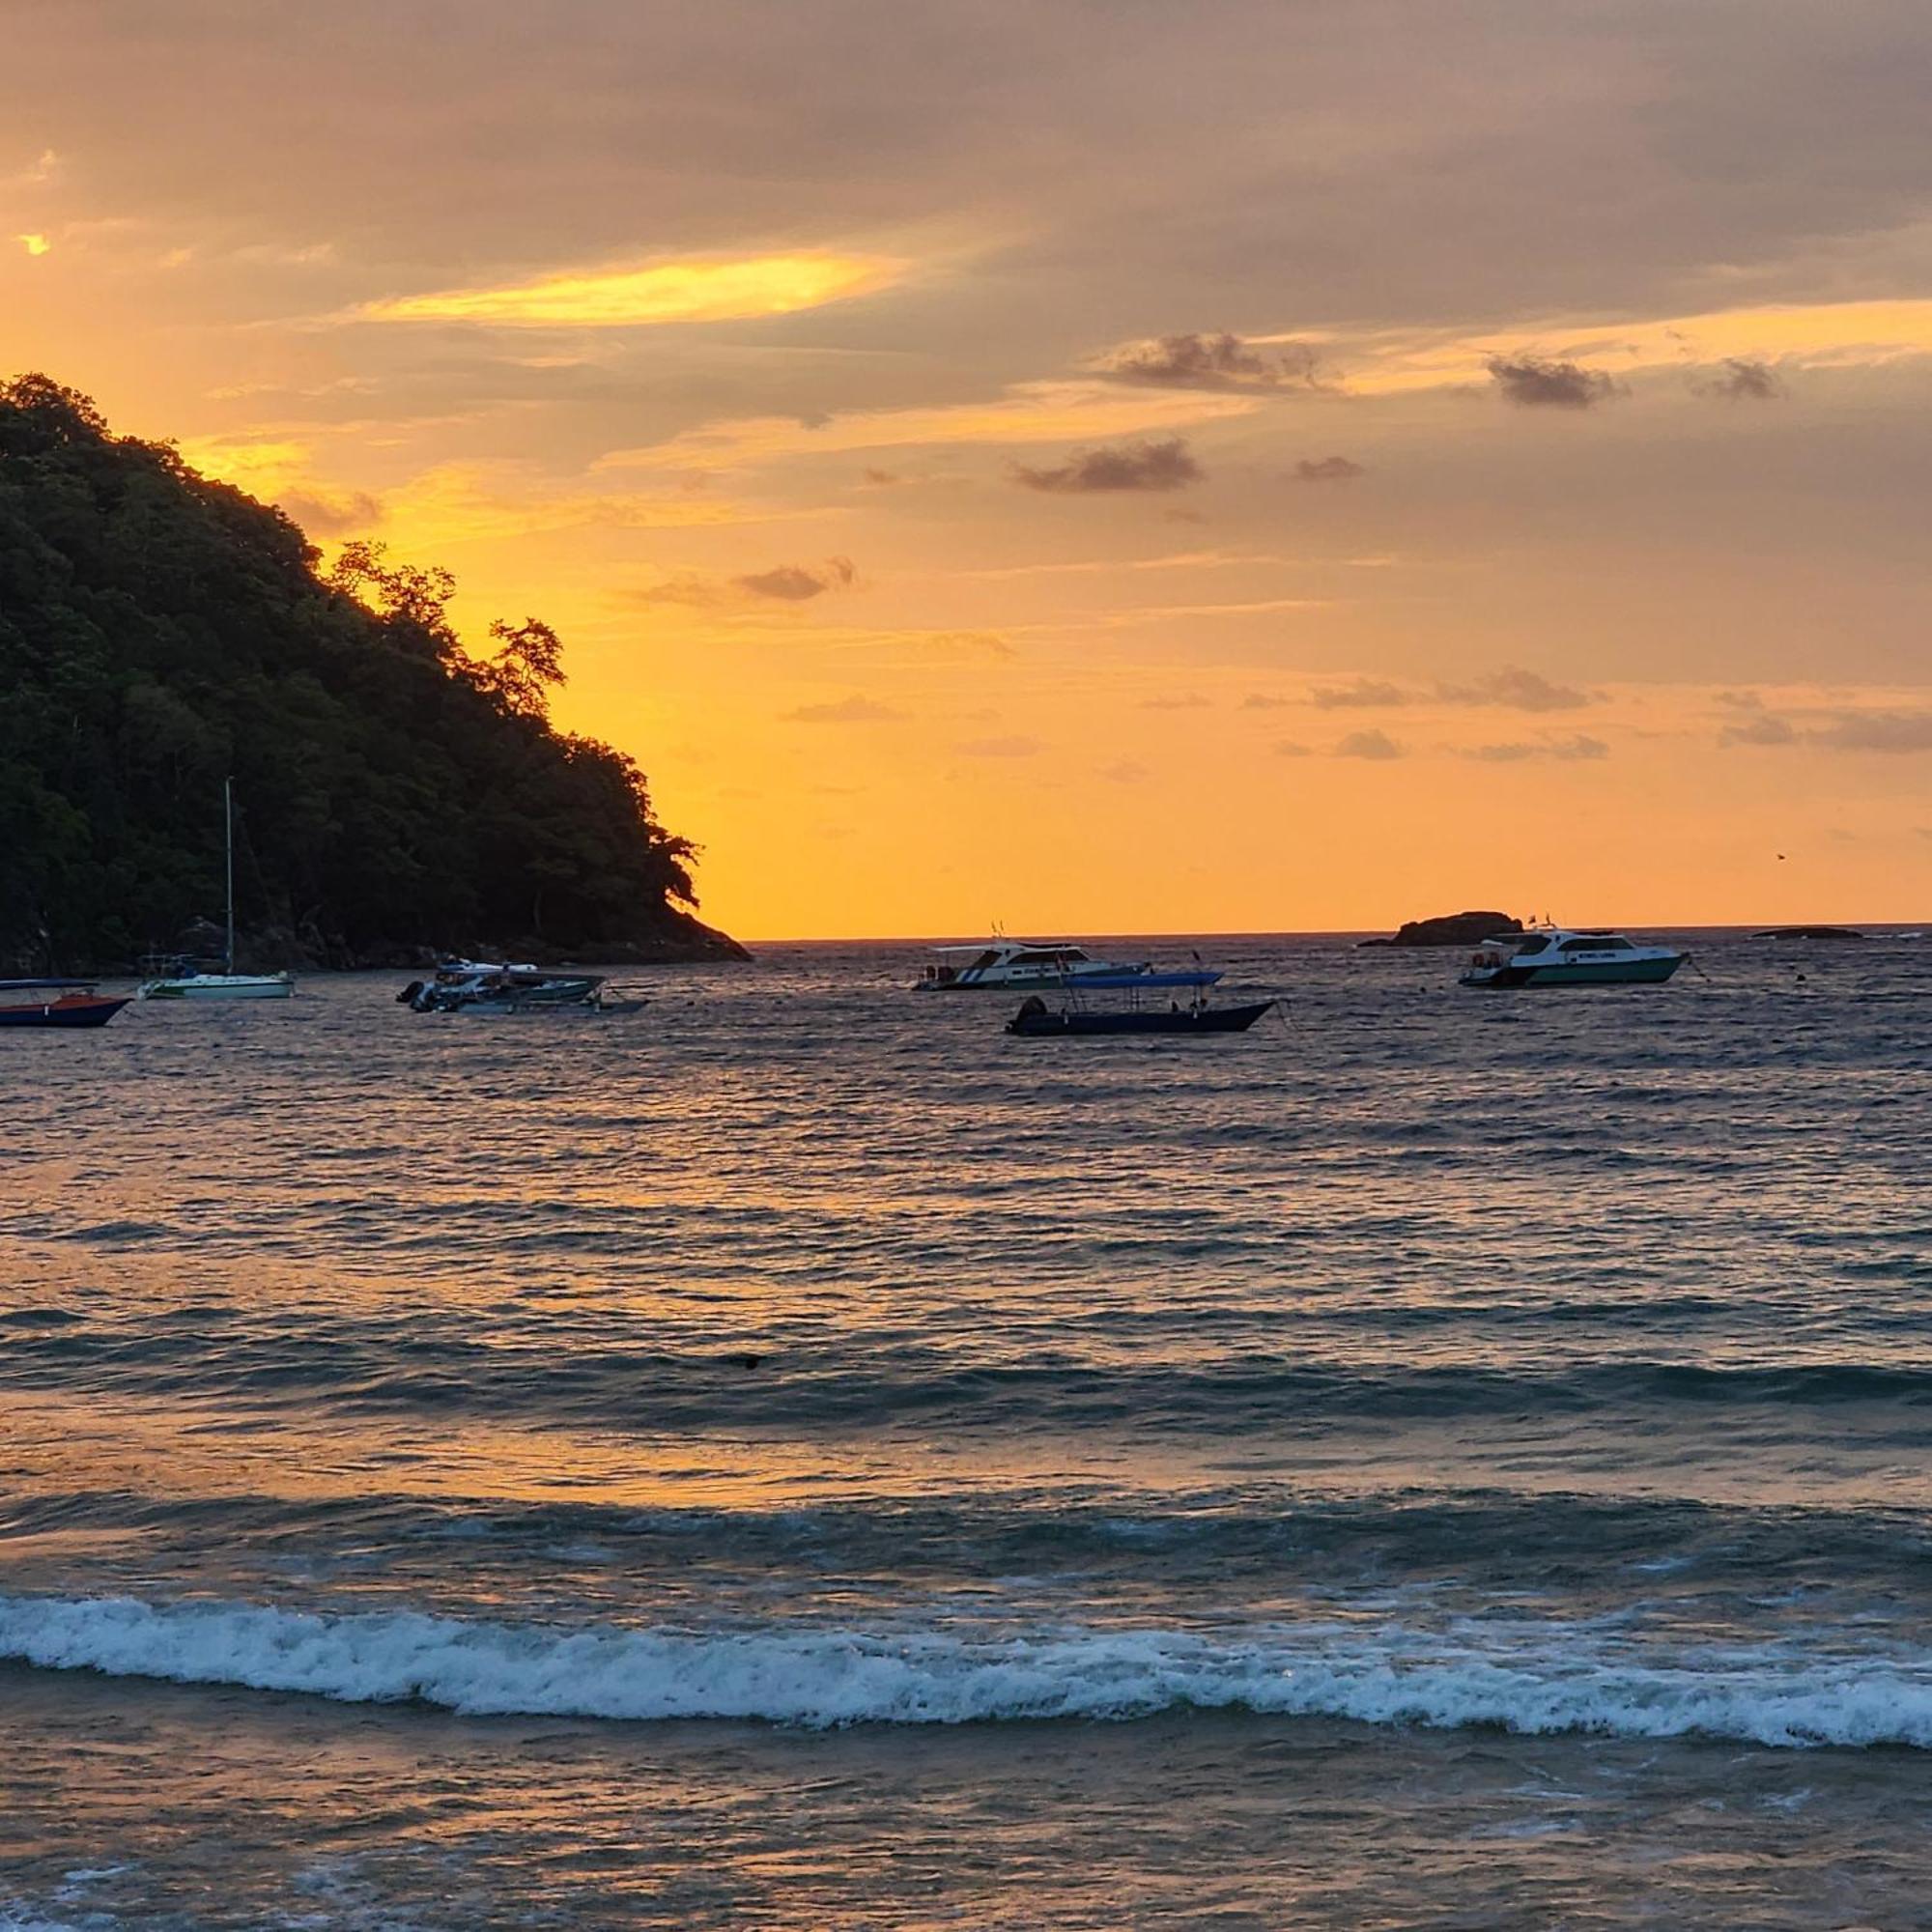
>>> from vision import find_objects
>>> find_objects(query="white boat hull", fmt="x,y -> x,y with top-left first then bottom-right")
139,975 -> 295,1000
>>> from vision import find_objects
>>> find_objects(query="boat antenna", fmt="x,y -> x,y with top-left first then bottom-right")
224,775 -> 236,977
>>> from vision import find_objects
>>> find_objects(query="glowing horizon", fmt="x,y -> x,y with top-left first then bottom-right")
2,2 -> 1927,938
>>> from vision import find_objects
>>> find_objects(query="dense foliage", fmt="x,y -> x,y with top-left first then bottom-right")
0,375 -> 738,971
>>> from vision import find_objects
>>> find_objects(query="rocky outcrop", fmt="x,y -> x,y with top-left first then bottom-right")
1359,910 -> 1522,949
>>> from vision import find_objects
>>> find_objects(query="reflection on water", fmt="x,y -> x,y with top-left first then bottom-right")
2,935 -> 1929,1926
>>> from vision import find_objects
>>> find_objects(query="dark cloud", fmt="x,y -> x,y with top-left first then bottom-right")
861,467 -> 901,485
283,488 -> 382,536
1240,693 -> 1293,709
735,555 -> 858,600
781,695 -> 904,724
1293,455 -> 1365,483
1310,677 -> 1411,710
1718,710 -> 1799,747
1094,331 -> 1324,391
1717,701 -> 1932,753
1101,758 -> 1151,783
1437,666 -> 1593,712
1487,355 -> 1624,410
1813,710 -> 1932,753
1334,728 -> 1403,759
1466,734 -> 1609,761
1012,437 -> 1203,494
1141,692 -> 1211,710
1274,739 -> 1313,757
1691,356 -> 1785,402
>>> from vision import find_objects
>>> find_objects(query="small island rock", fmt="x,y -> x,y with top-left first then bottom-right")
1359,910 -> 1523,949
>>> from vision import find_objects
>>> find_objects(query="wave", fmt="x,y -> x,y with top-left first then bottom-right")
4,1592 -> 1928,1748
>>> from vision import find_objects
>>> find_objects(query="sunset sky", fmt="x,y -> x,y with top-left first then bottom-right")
5,0 -> 1929,937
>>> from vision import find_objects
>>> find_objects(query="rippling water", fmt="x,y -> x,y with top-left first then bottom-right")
4,933 -> 1929,1927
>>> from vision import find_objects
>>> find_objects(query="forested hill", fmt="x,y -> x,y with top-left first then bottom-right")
0,375 -> 745,973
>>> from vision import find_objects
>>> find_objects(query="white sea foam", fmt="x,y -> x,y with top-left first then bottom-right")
3,1592 -> 1929,1747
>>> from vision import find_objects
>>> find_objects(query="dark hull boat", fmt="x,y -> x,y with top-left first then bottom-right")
1008,998 -> 1275,1037
0,981 -> 132,1029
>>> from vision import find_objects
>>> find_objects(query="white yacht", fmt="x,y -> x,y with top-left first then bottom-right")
915,940 -> 1215,992
1460,924 -> 1687,989
139,780 -> 296,1000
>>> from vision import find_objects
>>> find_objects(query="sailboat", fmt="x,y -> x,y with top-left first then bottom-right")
138,779 -> 296,1000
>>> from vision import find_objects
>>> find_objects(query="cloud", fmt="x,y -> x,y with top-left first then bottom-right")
781,696 -> 906,724
1813,710 -> 1932,753
1691,356 -> 1786,402
1101,759 -> 1151,783
1486,355 -> 1624,410
1293,455 -> 1365,483
360,250 -> 903,327
1240,693 -> 1293,710
1311,678 -> 1412,710
599,381 -> 1258,475
1464,734 -> 1609,761
955,734 -> 1042,757
1094,331 -> 1324,391
861,468 -> 901,486
1718,710 -> 1800,747
1140,692 -> 1211,710
1011,436 -> 1204,494
281,488 -> 383,538
1437,666 -> 1593,712
1274,740 -> 1313,757
1716,696 -> 1932,753
734,556 -> 858,601
1334,728 -> 1404,760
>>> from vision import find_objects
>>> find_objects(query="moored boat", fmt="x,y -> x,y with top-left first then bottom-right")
138,779 -> 296,1000
916,939 -> 1221,992
1007,993 -> 1275,1037
0,980 -> 133,1029
399,959 -> 641,1014
1460,924 -> 1686,989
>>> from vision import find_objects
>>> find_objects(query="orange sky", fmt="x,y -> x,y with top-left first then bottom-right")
4,1 -> 1929,936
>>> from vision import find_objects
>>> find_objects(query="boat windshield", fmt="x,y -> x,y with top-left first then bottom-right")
1559,934 -> 1632,952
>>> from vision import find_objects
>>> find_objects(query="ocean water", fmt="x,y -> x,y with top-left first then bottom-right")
3,932 -> 1929,1929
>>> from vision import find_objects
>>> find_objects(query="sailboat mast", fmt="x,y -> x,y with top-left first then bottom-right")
224,776 -> 236,976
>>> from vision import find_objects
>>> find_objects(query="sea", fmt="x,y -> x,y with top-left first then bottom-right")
3,931 -> 1929,1929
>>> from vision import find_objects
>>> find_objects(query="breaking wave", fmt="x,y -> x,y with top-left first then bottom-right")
3,1592 -> 1927,1748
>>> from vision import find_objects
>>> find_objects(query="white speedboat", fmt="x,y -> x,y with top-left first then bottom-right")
1460,924 -> 1686,989
914,939 -> 1218,992
138,779 -> 296,1000
139,968 -> 294,1001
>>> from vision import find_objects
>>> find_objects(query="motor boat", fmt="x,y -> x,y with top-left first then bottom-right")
399,959 -> 642,1014
0,979 -> 133,1029
915,939 -> 1221,992
1460,924 -> 1686,988
1007,992 -> 1275,1037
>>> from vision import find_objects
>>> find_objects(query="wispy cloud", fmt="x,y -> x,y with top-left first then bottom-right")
1690,356 -> 1786,401
1334,728 -> 1404,760
735,556 -> 858,601
1093,331 -> 1324,391
1463,734 -> 1609,762
1487,355 -> 1624,410
781,695 -> 906,724
1293,455 -> 1364,483
955,734 -> 1041,757
361,250 -> 903,327
1310,678 -> 1412,710
596,381 -> 1257,474
1011,436 -> 1204,494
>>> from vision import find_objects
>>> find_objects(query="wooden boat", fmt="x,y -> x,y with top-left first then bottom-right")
1006,988 -> 1274,1037
0,980 -> 133,1029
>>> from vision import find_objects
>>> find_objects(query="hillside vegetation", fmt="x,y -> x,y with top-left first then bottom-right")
0,375 -> 742,972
